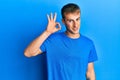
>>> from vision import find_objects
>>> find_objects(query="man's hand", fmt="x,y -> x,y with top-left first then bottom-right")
46,13 -> 61,34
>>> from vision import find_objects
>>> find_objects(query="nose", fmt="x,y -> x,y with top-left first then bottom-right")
74,21 -> 77,27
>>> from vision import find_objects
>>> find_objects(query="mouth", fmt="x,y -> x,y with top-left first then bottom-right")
73,27 -> 79,31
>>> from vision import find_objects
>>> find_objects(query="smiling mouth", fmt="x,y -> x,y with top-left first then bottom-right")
73,27 -> 78,31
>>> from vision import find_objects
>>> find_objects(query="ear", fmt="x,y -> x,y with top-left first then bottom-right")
62,18 -> 65,24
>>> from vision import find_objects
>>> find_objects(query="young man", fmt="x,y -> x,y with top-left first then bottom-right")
24,3 -> 98,80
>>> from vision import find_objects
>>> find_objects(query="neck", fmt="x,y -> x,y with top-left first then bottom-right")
65,31 -> 80,39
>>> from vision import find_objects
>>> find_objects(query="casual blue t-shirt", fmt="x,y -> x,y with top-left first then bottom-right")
40,32 -> 98,80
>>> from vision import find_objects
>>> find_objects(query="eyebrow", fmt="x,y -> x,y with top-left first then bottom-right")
66,17 -> 80,21
77,17 -> 80,19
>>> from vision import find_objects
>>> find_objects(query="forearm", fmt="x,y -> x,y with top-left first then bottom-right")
24,30 -> 51,57
86,62 -> 96,80
86,70 -> 96,80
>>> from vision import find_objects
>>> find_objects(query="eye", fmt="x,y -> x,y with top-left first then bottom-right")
68,20 -> 73,23
76,18 -> 80,21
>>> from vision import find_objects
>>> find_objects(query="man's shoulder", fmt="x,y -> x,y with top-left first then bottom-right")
49,32 -> 62,37
80,34 -> 94,44
47,32 -> 63,40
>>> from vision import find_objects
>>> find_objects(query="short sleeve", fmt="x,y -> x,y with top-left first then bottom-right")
40,40 -> 47,53
88,42 -> 98,63
39,34 -> 53,53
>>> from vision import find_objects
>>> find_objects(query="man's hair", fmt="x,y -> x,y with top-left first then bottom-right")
61,3 -> 81,19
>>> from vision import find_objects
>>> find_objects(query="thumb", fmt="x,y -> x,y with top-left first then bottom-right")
56,22 -> 61,30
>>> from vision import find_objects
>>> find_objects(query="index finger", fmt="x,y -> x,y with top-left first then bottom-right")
47,14 -> 50,22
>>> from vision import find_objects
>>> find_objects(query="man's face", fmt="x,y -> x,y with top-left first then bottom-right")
62,12 -> 80,34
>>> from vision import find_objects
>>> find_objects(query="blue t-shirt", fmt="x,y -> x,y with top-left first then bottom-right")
40,32 -> 98,80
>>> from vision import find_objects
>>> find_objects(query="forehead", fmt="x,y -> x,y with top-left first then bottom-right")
64,12 -> 80,19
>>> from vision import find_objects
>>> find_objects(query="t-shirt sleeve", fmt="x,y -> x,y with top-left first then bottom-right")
88,42 -> 98,63
40,40 -> 47,53
39,34 -> 53,53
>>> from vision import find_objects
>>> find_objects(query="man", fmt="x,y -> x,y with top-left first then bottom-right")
24,3 -> 98,80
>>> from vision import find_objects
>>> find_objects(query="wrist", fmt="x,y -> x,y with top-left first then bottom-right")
45,30 -> 53,34
44,30 -> 52,36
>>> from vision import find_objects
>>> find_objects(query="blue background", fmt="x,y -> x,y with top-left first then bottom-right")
0,0 -> 120,80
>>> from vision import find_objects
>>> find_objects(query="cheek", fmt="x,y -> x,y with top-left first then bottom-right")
77,22 -> 80,27
65,23 -> 69,27
66,23 -> 73,28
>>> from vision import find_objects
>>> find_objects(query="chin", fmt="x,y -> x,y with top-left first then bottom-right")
74,32 -> 79,34
66,30 -> 79,34
71,31 -> 79,34
71,29 -> 80,34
